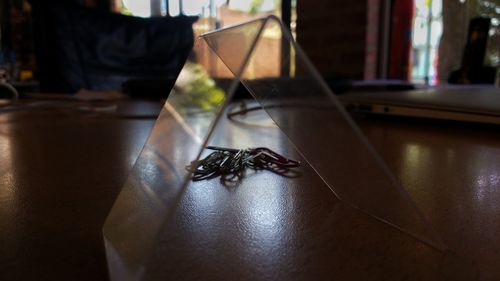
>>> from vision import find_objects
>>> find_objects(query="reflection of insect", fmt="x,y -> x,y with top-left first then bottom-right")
187,146 -> 300,182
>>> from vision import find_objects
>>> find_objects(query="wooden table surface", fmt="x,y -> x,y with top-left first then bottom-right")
1,99 -> 500,280
0,100 -> 162,280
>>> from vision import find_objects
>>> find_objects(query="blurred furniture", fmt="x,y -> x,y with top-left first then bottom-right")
2,99 -> 500,279
31,2 -> 196,95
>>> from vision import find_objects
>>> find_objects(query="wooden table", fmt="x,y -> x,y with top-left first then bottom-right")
2,99 -> 500,280
0,100 -> 162,280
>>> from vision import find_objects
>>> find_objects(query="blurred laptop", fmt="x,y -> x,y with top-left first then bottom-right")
338,87 -> 500,125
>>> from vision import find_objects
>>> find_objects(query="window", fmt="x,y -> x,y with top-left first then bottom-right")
410,0 -> 443,85
114,0 -> 296,79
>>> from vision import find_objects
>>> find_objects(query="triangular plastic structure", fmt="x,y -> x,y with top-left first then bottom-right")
103,16 -> 445,281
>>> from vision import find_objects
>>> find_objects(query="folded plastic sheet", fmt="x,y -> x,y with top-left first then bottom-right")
103,16 -> 445,281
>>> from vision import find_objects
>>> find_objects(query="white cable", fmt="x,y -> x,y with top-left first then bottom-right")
0,81 -> 19,100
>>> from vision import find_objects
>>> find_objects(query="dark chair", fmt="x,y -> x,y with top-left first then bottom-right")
31,2 -> 196,96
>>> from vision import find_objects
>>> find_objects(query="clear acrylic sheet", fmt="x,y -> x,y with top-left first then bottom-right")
103,16 -> 445,281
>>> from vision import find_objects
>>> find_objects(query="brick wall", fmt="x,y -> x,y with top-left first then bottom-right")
296,0 -> 368,79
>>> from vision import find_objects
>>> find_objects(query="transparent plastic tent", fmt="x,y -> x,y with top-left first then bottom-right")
103,16 -> 445,280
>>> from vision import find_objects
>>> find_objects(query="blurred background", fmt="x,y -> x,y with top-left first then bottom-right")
0,0 -> 498,94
